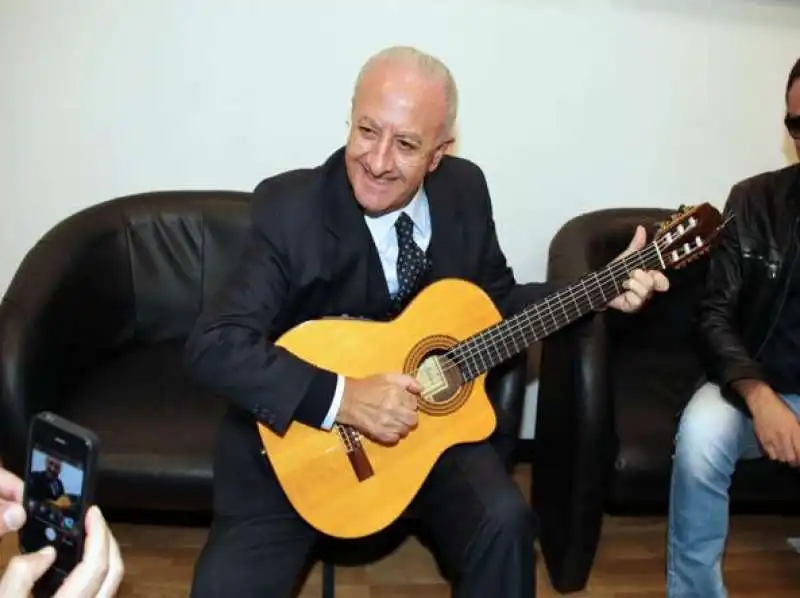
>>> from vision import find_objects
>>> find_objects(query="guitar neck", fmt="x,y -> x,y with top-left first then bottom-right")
450,240 -> 664,382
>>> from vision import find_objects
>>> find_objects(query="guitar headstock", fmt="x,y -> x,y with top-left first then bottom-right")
654,203 -> 726,270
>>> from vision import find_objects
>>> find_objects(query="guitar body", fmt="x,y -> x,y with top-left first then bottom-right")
257,278 -> 501,539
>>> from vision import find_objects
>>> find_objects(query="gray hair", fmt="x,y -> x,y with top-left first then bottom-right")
352,45 -> 459,137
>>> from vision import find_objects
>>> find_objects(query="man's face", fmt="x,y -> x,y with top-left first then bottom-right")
345,61 -> 452,215
45,457 -> 61,478
787,79 -> 800,160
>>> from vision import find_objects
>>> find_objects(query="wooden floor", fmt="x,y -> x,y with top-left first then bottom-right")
2,465 -> 798,597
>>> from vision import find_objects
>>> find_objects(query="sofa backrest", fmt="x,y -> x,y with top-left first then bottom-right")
547,206 -> 710,351
2,191 -> 253,353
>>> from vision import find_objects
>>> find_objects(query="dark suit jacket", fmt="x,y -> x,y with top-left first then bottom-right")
27,471 -> 65,502
184,147 -> 556,436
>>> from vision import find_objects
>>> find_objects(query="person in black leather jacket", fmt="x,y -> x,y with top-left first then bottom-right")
666,57 -> 800,598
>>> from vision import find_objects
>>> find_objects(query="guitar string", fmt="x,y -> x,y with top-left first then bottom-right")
434,242 -> 662,374
337,221 -> 696,440
416,235 -> 672,381
424,209 -> 733,386
334,239 -> 665,445
408,243 -> 664,399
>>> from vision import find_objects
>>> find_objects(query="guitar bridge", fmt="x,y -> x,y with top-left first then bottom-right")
336,425 -> 374,482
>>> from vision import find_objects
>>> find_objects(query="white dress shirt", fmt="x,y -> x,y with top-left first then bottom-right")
319,186 -> 432,429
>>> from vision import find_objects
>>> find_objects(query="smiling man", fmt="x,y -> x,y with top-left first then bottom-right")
184,46 -> 668,598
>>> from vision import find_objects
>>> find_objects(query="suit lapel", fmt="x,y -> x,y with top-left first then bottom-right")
425,163 -> 466,282
322,148 -> 393,319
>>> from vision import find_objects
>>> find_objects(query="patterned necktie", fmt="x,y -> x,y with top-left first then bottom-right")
392,212 -> 428,311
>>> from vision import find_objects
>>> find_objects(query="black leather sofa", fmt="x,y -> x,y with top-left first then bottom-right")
0,190 -> 530,521
531,207 -> 800,593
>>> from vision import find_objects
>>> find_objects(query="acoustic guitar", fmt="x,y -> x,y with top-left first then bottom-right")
48,494 -> 72,509
257,202 -> 726,539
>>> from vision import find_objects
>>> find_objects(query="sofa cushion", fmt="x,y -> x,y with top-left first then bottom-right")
59,340 -> 225,512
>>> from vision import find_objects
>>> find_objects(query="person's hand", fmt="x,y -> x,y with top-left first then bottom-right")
606,225 -> 670,313
0,505 -> 124,597
738,380 -> 800,467
337,373 -> 421,444
0,467 -> 26,537
0,545 -> 56,597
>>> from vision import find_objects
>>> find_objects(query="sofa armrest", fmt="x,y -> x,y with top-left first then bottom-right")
531,207 -> 674,592
533,310 -> 611,591
485,351 -> 528,468
0,205 -> 133,475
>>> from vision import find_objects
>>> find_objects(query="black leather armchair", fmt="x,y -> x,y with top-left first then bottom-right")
531,207 -> 800,594
0,191 -> 253,513
0,190 -> 529,521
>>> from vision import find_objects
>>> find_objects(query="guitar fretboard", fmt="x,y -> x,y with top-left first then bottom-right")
448,241 -> 664,381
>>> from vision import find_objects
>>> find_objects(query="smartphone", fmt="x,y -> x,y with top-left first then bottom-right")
18,412 -> 100,595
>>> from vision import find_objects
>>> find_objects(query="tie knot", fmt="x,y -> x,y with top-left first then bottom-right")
395,212 -> 414,240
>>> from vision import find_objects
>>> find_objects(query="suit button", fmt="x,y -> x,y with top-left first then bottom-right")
252,406 -> 271,421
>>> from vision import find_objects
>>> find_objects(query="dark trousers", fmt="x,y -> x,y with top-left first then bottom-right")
190,411 -> 536,597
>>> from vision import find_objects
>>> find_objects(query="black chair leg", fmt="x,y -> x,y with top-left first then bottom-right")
322,562 -> 335,598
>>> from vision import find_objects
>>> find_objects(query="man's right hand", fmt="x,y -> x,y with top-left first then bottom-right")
738,380 -> 800,466
336,373 -> 421,444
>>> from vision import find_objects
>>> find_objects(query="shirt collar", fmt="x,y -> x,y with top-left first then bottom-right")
364,186 -> 430,245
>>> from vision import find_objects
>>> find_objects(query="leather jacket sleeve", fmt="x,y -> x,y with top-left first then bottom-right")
698,185 -> 765,387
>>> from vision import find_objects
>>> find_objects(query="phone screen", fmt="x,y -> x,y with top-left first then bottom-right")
19,418 -> 93,579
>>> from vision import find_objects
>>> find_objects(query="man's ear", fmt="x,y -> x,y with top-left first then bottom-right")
428,138 -> 455,172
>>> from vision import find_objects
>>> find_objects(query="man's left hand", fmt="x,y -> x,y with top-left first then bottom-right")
606,225 -> 670,313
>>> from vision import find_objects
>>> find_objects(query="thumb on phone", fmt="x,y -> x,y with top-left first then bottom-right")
0,502 -> 26,535
0,545 -> 56,597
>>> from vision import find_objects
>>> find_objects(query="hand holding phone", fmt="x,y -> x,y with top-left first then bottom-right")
7,412 -> 124,597
0,504 -> 123,597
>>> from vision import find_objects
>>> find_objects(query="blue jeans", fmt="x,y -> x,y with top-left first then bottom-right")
666,383 -> 800,597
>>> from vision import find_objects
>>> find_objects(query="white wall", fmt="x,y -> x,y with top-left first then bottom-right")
1,0 -> 799,437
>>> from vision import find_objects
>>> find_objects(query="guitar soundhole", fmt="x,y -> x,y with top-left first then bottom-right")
404,335 -> 473,416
